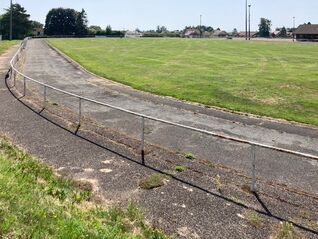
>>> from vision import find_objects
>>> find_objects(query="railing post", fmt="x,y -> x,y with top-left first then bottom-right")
13,70 -> 16,87
141,116 -> 145,165
23,77 -> 26,97
78,98 -> 82,126
43,86 -> 47,109
250,145 -> 257,192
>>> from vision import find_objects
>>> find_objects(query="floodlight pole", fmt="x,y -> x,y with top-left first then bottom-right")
200,14 -> 202,38
245,0 -> 248,40
248,5 -> 251,40
10,0 -> 13,40
293,16 -> 295,42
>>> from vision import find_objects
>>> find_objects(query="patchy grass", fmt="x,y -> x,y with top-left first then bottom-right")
51,102 -> 59,106
0,136 -> 168,238
291,210 -> 318,231
48,38 -> 318,126
175,165 -> 186,172
242,209 -> 264,228
0,40 -> 18,54
139,173 -> 169,190
184,153 -> 196,160
213,174 -> 222,193
271,222 -> 304,239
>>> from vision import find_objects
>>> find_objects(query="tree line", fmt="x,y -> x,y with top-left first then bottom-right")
0,3 -> 294,39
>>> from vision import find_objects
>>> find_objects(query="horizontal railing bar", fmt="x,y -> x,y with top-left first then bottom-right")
10,39 -> 318,161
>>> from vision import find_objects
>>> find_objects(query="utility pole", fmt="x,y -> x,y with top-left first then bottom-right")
293,16 -> 296,42
248,5 -> 251,40
10,0 -> 13,40
245,0 -> 248,40
200,14 -> 202,38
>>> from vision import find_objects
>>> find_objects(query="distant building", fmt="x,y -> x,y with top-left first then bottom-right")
32,26 -> 44,37
237,31 -> 258,38
212,30 -> 228,38
184,29 -> 201,38
271,30 -> 282,37
202,31 -> 212,38
125,31 -> 143,38
294,23 -> 318,41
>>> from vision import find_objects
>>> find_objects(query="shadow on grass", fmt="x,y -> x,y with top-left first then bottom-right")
5,75 -> 318,237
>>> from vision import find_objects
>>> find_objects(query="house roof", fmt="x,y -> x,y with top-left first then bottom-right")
238,31 -> 258,37
184,29 -> 200,36
33,27 -> 44,32
202,31 -> 212,37
272,31 -> 281,35
125,31 -> 142,35
212,30 -> 228,36
294,24 -> 318,34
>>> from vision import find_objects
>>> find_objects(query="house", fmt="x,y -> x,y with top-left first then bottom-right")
272,30 -> 281,37
294,23 -> 318,41
184,29 -> 201,38
125,31 -> 143,38
202,31 -> 212,38
237,31 -> 258,38
212,30 -> 228,38
32,26 -> 44,37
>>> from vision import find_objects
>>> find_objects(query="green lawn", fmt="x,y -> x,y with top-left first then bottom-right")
48,38 -> 318,126
0,136 -> 167,238
0,40 -> 18,54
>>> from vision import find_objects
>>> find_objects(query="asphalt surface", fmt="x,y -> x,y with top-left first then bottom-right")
1,43 -> 318,238
18,39 -> 318,194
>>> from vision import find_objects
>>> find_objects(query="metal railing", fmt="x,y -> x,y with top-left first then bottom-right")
9,38 -> 318,193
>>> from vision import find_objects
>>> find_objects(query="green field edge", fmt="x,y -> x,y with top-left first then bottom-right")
0,135 -> 168,239
47,40 -> 318,127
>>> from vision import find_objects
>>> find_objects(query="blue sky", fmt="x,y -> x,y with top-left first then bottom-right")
1,0 -> 317,31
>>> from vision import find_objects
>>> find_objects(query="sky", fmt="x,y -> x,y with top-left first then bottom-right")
0,0 -> 317,32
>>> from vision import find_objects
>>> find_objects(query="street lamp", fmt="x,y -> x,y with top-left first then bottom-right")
200,14 -> 202,38
10,0 -> 13,40
245,0 -> 248,40
293,16 -> 296,42
248,4 -> 251,40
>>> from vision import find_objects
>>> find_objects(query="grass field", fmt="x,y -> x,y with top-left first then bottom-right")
0,40 -> 18,54
0,136 -> 167,238
48,38 -> 318,126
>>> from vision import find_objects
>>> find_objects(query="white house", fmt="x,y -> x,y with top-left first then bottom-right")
125,31 -> 143,38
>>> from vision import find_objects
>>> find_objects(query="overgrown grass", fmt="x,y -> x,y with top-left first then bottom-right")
271,222 -> 304,239
139,173 -> 168,190
175,165 -> 186,172
48,38 -> 318,126
242,209 -> 264,228
0,40 -> 18,54
0,136 -> 167,238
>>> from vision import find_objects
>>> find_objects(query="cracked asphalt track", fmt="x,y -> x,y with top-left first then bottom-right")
2,41 -> 318,238
19,39 -> 318,194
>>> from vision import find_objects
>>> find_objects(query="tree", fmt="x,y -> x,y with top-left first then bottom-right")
88,25 -> 102,35
232,28 -> 238,36
105,25 -> 112,35
44,8 -> 89,36
156,26 -> 167,33
30,20 -> 43,29
182,25 -> 213,34
258,18 -> 272,37
44,8 -> 77,35
280,26 -> 287,37
0,3 -> 32,39
75,9 -> 88,35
